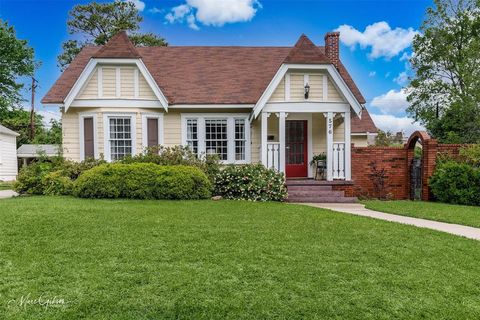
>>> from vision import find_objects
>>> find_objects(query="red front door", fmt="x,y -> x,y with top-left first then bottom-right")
286,120 -> 308,178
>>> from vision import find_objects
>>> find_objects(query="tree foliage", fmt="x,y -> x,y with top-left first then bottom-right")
0,19 -> 35,110
407,0 -> 480,143
58,1 -> 167,70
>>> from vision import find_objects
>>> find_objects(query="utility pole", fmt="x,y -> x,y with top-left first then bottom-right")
30,77 -> 38,140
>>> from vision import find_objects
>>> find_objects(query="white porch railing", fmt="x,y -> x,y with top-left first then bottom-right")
332,142 -> 346,179
267,143 -> 280,171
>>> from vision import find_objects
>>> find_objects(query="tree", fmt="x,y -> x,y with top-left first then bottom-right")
374,130 -> 404,146
0,19 -> 35,110
58,1 -> 167,70
407,0 -> 480,143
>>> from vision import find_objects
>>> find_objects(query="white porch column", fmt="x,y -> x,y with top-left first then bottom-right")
344,110 -> 352,180
279,112 -> 286,173
261,112 -> 268,166
326,112 -> 334,181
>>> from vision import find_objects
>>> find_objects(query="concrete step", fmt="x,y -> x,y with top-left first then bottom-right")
286,179 -> 328,186
287,185 -> 333,192
286,196 -> 358,203
287,190 -> 345,197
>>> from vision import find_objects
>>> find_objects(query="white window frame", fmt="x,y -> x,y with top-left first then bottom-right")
141,113 -> 164,151
181,113 -> 251,164
79,112 -> 99,161
103,113 -> 137,162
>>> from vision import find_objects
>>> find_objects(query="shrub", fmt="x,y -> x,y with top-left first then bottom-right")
14,161 -> 54,195
42,171 -> 74,196
121,146 -> 220,182
459,145 -> 480,167
74,163 -> 212,200
214,164 -> 287,201
429,161 -> 480,206
14,157 -> 106,195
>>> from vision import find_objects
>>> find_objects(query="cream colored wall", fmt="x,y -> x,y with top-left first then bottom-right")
62,110 -> 81,161
352,135 -> 369,147
267,71 -> 345,103
269,77 -> 285,102
77,66 -> 156,100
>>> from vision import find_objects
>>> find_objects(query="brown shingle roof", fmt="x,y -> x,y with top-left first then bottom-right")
42,34 -> 375,132
351,109 -> 377,133
93,31 -> 140,59
284,34 -> 330,64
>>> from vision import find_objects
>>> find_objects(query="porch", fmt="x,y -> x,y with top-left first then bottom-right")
259,105 -> 352,181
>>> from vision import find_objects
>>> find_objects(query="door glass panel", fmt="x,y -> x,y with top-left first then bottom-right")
286,121 -> 305,165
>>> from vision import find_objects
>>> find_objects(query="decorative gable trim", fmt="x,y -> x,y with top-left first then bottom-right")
252,63 -> 363,119
63,58 -> 168,112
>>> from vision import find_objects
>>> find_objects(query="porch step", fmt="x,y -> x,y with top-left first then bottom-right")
285,179 -> 357,203
287,190 -> 344,197
287,185 -> 333,192
286,196 -> 358,203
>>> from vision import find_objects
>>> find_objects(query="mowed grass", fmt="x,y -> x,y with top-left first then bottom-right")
364,200 -> 480,228
0,197 -> 480,319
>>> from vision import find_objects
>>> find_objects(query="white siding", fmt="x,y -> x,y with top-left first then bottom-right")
0,133 -> 18,181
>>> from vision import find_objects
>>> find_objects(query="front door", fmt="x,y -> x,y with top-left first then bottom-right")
286,120 -> 308,178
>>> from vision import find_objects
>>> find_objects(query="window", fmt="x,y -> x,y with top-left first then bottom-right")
186,119 -> 198,154
182,114 -> 250,163
235,119 -> 246,161
205,119 -> 228,160
109,117 -> 133,160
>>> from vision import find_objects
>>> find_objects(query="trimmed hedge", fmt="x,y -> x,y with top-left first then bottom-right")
214,164 -> 287,201
74,163 -> 212,200
429,161 -> 480,206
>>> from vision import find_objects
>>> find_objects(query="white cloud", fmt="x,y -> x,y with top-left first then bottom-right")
370,114 -> 425,136
371,89 -> 409,114
394,71 -> 409,85
369,71 -> 376,77
148,7 -> 163,14
126,0 -> 145,12
21,103 -> 61,128
165,0 -> 261,29
335,22 -> 418,59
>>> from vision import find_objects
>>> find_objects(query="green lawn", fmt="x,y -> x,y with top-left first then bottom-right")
364,200 -> 480,228
1,197 -> 480,319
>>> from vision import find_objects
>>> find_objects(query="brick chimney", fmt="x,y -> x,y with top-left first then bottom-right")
324,31 -> 340,69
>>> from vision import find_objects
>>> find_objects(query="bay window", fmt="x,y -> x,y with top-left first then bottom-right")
182,114 -> 250,163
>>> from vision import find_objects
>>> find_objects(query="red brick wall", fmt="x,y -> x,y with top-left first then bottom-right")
351,147 -> 408,199
350,140 -> 466,200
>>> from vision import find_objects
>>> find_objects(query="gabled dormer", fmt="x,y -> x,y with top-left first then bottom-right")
60,31 -> 168,111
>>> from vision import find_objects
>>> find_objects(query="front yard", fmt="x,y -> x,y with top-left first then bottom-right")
364,200 -> 480,228
1,197 -> 480,319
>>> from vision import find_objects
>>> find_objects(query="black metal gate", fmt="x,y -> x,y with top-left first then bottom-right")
410,158 -> 422,200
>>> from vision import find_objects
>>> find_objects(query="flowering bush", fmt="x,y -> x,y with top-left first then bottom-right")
214,164 -> 287,201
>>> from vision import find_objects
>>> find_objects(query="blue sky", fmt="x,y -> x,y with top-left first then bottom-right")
1,0 -> 432,134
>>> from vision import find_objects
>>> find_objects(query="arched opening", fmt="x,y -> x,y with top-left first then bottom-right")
405,131 -> 431,200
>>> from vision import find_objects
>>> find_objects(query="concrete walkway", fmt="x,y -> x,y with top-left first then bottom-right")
0,190 -> 18,199
303,203 -> 480,241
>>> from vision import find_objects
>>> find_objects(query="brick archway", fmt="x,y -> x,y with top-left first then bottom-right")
405,131 -> 437,201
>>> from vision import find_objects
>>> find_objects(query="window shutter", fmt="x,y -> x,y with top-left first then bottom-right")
83,117 -> 94,158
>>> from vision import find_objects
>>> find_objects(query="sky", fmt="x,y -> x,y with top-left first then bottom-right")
0,0 -> 432,134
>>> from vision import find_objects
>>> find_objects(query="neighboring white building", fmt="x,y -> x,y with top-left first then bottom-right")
0,124 -> 20,181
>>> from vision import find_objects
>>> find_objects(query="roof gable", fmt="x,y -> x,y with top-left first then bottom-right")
93,31 -> 140,59
42,33 -> 366,106
284,34 -> 330,64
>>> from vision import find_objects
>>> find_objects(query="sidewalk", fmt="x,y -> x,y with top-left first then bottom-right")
303,203 -> 480,241
0,190 -> 18,199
